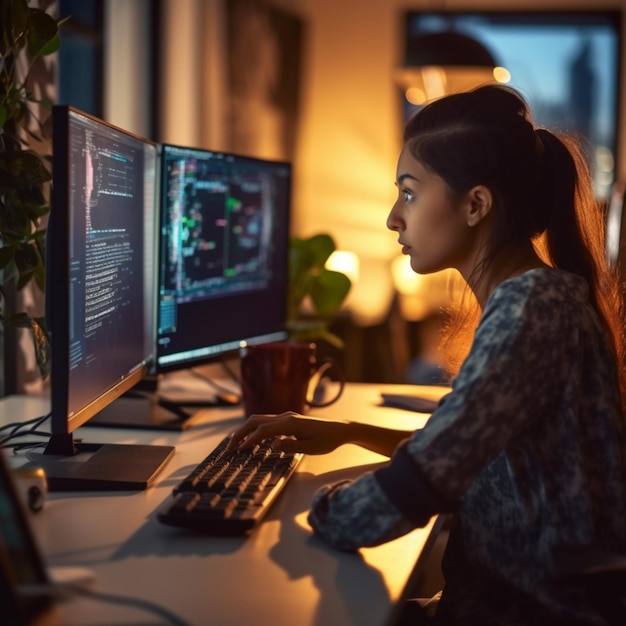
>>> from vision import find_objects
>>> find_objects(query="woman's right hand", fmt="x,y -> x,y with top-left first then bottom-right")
224,411 -> 351,456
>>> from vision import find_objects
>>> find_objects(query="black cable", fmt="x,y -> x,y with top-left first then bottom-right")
0,413 -> 51,448
0,412 -> 50,436
26,582 -> 191,626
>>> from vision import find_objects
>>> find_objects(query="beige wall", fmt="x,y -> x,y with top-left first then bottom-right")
289,0 -> 626,323
105,0 -> 626,325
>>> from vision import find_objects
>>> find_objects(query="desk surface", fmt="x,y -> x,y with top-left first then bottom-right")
1,382 -> 448,626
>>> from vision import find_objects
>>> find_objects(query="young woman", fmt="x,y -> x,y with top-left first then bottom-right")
226,85 -> 626,625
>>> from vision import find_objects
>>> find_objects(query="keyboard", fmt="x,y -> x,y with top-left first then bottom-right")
157,434 -> 303,535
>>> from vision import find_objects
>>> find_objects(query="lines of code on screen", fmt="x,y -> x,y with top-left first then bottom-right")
66,114 -> 150,415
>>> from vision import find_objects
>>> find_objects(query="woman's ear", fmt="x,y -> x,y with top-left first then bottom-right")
465,185 -> 493,227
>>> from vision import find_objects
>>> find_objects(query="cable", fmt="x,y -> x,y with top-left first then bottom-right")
23,582 -> 191,626
0,412 -> 50,436
0,413 -> 51,448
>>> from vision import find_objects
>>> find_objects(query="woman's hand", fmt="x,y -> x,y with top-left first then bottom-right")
224,412 -> 351,456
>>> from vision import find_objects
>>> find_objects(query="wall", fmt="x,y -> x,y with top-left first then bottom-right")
103,0 -> 153,138
289,0 -> 626,325
104,0 -> 626,328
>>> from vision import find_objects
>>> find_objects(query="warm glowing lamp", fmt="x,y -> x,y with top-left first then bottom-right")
325,250 -> 360,286
395,30 -> 510,103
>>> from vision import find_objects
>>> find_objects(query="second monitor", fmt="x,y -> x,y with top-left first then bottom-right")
156,144 -> 291,372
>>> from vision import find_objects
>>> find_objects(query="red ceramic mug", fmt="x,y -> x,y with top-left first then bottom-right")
240,342 -> 345,417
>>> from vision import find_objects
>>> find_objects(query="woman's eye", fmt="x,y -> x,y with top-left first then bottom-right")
402,189 -> 414,202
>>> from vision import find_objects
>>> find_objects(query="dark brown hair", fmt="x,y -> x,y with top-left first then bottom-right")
404,85 -> 625,403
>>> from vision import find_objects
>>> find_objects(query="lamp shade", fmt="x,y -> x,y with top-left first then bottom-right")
405,31 -> 497,68
395,30 -> 506,103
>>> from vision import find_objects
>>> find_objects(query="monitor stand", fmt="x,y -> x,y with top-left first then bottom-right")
86,375 -> 241,432
86,391 -> 239,432
27,434 -> 175,492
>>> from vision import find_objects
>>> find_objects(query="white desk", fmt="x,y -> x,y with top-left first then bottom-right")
1,383 -> 448,626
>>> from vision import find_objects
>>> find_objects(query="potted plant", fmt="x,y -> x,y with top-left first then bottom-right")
287,233 -> 352,349
0,0 -> 66,384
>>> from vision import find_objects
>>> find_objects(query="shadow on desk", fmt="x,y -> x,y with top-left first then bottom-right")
269,464 -> 396,625
274,525 -> 393,626
174,412 -> 246,440
110,460 -> 394,625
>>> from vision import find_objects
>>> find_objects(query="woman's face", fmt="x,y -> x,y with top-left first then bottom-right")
387,146 -> 474,276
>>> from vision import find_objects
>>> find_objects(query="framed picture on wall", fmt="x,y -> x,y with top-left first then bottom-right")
225,0 -> 305,162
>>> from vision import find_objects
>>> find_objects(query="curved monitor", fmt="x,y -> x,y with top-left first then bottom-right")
38,106 -> 173,490
155,144 -> 291,372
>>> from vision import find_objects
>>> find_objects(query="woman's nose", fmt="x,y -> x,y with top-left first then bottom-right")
386,203 -> 400,232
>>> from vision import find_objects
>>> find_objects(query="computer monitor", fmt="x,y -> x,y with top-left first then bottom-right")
33,106 -> 174,491
155,144 -> 291,372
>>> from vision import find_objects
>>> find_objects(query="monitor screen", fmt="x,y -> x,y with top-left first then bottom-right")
36,106 -> 174,490
155,144 -> 291,372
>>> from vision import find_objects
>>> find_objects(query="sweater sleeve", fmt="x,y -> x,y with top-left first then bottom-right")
307,469 -> 428,551
308,273 -> 581,550
306,441 -> 455,551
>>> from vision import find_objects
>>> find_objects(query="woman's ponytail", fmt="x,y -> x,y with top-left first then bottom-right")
538,128 -> 625,402
535,129 -> 598,289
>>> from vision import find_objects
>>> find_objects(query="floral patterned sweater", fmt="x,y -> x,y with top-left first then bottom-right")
308,268 -> 626,625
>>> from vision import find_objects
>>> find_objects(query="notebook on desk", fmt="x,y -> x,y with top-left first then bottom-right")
380,393 -> 440,413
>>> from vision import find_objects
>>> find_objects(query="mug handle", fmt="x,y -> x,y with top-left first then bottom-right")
307,357 -> 345,408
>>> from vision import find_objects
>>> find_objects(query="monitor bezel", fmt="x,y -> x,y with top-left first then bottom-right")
47,105 -> 158,438
154,143 -> 291,374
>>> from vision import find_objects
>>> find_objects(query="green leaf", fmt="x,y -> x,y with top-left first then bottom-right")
0,0 -> 57,367
14,150 -> 51,184
305,233 -> 336,268
287,232 -> 352,347
26,8 -> 58,56
37,32 -> 60,56
310,269 -> 351,316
